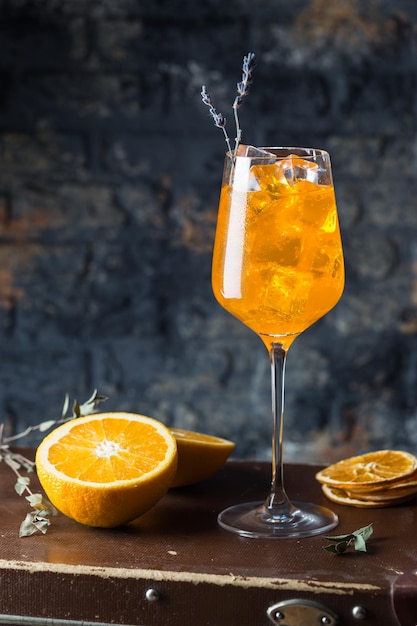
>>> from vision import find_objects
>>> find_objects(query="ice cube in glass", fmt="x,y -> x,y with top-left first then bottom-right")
281,154 -> 319,186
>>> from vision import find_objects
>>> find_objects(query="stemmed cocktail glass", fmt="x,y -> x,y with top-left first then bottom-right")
212,145 -> 345,538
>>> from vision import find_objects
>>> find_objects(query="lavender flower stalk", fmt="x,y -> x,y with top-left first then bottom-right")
201,85 -> 232,155
232,52 -> 256,153
201,52 -> 256,157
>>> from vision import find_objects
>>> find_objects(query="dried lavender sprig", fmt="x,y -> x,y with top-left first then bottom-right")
201,53 -> 256,158
0,389 -> 108,536
233,52 -> 256,153
201,86 -> 232,155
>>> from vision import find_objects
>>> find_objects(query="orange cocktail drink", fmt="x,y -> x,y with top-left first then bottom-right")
212,148 -> 344,351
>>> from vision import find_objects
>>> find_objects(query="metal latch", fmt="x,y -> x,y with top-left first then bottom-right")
267,599 -> 339,626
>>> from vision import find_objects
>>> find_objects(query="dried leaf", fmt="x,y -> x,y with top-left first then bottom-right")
26,493 -> 58,515
78,389 -> 108,417
19,512 -> 51,537
39,420 -> 57,432
324,523 -> 373,554
25,493 -> 44,508
1,389 -> 106,536
15,476 -> 30,496
61,393 -> 71,419
72,399 -> 81,418
353,534 -> 367,552
32,517 -> 51,534
353,523 -> 374,542
4,455 -> 22,472
19,513 -> 40,537
10,453 -> 35,473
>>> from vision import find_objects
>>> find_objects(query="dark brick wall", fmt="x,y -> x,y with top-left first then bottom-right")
0,0 -> 417,462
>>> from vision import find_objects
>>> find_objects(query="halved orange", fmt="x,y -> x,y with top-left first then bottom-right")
316,450 -> 417,491
36,412 -> 178,528
170,428 -> 235,487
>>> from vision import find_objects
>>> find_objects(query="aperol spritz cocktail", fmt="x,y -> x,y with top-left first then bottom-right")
212,145 -> 344,538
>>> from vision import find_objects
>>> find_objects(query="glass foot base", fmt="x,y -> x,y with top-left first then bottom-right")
218,500 -> 338,539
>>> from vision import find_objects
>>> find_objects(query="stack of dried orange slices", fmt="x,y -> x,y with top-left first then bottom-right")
316,450 -> 417,508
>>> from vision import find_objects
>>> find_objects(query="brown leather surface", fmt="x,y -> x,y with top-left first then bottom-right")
0,449 -> 415,625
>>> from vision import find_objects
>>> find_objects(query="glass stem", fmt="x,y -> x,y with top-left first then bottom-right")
266,341 -> 293,517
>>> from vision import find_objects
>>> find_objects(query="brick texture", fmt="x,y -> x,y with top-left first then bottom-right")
0,0 -> 417,463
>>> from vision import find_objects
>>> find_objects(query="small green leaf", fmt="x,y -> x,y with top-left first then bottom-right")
323,523 -> 373,554
353,535 -> 367,552
10,453 -> 35,473
4,455 -> 21,471
26,493 -> 44,507
19,513 -> 40,537
61,393 -> 71,419
324,540 -> 349,554
353,523 -> 374,542
15,476 -> 30,496
19,512 -> 51,537
39,420 -> 57,432
78,389 -> 108,417
32,517 -> 51,534
335,540 -> 349,553
26,493 -> 58,516
324,544 -> 340,554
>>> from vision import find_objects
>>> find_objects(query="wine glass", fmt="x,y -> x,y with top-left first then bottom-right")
212,145 -> 345,538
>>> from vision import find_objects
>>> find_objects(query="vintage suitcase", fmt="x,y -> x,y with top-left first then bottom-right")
0,450 -> 416,626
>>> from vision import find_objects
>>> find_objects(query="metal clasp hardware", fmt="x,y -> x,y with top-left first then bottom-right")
267,599 -> 339,626
145,588 -> 160,602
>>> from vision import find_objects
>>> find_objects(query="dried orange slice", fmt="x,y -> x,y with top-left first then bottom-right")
378,479 -> 417,492
321,485 -> 416,508
345,486 -> 417,502
316,450 -> 417,491
36,412 -> 178,528
170,428 -> 235,488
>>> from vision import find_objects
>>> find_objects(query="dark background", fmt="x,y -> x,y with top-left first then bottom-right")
0,0 -> 416,463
